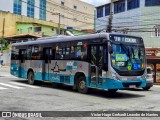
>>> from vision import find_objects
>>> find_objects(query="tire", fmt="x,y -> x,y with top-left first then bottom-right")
77,76 -> 88,94
143,87 -> 151,91
108,89 -> 118,93
28,71 -> 35,85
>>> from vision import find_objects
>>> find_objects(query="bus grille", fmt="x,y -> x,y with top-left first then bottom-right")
122,82 -> 142,88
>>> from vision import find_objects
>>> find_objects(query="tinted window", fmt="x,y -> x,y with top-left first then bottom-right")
114,0 -> 125,14
11,47 -> 19,60
97,6 -> 103,18
127,0 -> 140,10
105,4 -> 110,16
145,0 -> 160,6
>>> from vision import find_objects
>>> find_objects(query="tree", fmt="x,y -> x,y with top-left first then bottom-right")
0,38 -> 9,50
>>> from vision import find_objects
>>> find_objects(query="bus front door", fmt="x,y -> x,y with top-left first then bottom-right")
89,45 -> 103,87
43,48 -> 52,81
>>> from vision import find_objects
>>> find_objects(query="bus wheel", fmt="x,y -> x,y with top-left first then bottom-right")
28,71 -> 35,85
108,89 -> 118,93
77,76 -> 88,94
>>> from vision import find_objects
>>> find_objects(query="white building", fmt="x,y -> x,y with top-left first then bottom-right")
95,0 -> 160,48
0,0 -> 46,20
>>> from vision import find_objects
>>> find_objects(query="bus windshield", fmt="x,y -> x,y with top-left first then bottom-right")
110,43 -> 146,72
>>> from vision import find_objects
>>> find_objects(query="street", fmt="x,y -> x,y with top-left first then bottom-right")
0,67 -> 160,120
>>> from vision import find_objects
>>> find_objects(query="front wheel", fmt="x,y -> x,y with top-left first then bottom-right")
28,71 -> 35,85
143,87 -> 151,91
108,89 -> 118,93
77,76 -> 88,94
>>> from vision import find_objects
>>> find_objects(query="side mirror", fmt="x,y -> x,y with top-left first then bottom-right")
109,45 -> 113,54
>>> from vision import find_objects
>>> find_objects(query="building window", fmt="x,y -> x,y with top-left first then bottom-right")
114,0 -> 125,14
13,0 -> 22,15
74,5 -> 77,9
105,4 -> 110,16
40,0 -> 46,20
97,6 -> 103,18
128,0 -> 140,10
27,0 -> 35,18
152,25 -> 160,37
73,18 -> 77,22
145,0 -> 160,6
61,1 -> 64,6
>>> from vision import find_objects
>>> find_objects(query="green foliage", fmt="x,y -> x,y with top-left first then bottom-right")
0,38 -> 9,50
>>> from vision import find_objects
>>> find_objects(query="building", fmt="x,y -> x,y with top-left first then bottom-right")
95,0 -> 160,84
0,0 -> 95,33
46,0 -> 95,30
95,0 -> 160,47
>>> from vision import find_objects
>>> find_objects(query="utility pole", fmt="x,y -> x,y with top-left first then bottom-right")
58,13 -> 61,35
107,0 -> 113,33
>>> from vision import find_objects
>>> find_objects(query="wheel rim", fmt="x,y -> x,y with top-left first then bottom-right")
79,81 -> 86,89
29,73 -> 33,82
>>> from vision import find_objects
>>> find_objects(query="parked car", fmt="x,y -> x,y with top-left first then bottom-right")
143,67 -> 153,90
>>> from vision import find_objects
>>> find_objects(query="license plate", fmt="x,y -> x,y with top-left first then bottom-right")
129,85 -> 136,88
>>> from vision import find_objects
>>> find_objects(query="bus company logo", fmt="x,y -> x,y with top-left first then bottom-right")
2,112 -> 12,117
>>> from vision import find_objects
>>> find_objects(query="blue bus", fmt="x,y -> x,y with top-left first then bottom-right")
11,33 -> 146,93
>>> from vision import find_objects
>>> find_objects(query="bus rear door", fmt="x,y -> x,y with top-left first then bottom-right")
19,49 -> 26,78
43,48 -> 52,81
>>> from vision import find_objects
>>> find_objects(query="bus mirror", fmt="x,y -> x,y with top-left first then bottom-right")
109,45 -> 113,54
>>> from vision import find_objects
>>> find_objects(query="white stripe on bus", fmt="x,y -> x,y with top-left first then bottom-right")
0,83 -> 24,89
10,82 -> 40,88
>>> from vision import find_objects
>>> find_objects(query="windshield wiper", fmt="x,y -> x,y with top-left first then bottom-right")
120,43 -> 132,63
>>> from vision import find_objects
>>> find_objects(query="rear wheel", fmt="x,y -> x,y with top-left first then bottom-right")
77,76 -> 88,94
28,71 -> 35,85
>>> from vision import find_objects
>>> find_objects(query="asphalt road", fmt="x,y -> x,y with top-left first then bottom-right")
0,67 -> 160,120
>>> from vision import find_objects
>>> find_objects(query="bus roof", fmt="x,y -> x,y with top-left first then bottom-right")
12,33 -> 142,47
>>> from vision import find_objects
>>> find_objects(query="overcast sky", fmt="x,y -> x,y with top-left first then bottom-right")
80,0 -> 110,6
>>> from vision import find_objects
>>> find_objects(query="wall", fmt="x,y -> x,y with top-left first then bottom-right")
0,11 -> 59,37
46,0 -> 95,30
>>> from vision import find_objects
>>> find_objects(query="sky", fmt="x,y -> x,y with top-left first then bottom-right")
80,0 -> 110,6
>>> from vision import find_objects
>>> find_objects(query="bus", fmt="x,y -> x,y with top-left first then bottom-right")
10,33 -> 146,93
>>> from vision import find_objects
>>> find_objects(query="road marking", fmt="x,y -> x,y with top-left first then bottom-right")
10,82 -> 40,88
0,87 -> 8,90
154,85 -> 160,88
0,83 -> 24,89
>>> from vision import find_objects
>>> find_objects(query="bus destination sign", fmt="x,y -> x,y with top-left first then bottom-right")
110,35 -> 141,43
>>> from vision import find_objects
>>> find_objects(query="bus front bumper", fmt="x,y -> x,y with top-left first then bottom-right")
102,79 -> 146,90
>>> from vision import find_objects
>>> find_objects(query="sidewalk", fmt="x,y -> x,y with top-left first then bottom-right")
0,66 -> 11,77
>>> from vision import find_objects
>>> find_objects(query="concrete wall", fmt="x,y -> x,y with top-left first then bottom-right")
0,11 -> 59,37
46,0 -> 95,30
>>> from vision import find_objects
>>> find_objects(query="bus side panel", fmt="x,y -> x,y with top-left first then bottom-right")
10,60 -> 20,77
46,60 -> 89,85
26,60 -> 43,81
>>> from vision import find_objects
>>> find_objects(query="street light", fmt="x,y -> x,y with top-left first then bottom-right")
52,13 -> 61,35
